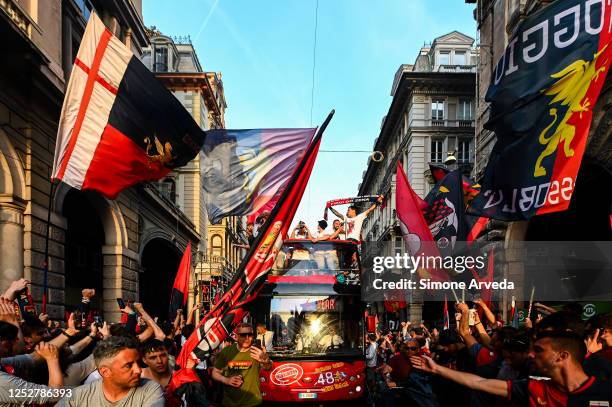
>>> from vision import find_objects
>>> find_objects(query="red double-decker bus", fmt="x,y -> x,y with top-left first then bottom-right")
252,239 -> 366,403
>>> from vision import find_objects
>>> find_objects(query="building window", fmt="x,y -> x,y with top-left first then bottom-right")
454,51 -> 467,65
438,51 -> 450,65
154,46 -> 168,72
157,178 -> 176,202
457,139 -> 470,164
431,99 -> 444,123
74,0 -> 94,20
458,99 -> 473,121
211,235 -> 222,257
431,140 -> 443,163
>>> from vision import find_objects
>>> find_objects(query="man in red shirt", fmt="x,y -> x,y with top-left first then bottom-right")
382,338 -> 438,407
411,330 -> 611,406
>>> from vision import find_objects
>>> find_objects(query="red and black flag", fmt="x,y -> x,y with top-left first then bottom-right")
396,162 -> 448,281
469,0 -> 612,220
169,242 -> 192,322
176,112 -> 331,368
429,163 -> 488,243
52,12 -> 204,198
429,163 -> 481,205
423,169 -> 468,256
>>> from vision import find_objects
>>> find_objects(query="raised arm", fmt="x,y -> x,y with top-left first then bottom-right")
68,323 -> 99,356
411,355 -> 507,397
472,312 -> 491,348
186,304 -> 201,325
329,207 -> 344,220
474,299 -> 496,326
32,313 -> 78,362
363,195 -> 384,217
137,325 -> 154,342
35,342 -> 63,388
1,279 -> 29,301
133,303 -> 166,341
456,303 -> 477,348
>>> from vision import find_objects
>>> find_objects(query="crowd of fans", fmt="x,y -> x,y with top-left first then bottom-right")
365,300 -> 612,406
1,274 -> 611,406
0,278 -> 244,406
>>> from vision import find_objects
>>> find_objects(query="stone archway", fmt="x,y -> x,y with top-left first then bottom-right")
139,236 -> 182,321
62,190 -> 105,310
55,184 -> 135,322
0,130 -> 26,293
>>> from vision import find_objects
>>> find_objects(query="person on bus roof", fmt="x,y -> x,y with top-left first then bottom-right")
344,195 -> 384,242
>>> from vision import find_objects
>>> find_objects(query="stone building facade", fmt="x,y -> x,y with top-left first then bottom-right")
0,0 -> 201,322
357,31 -> 477,322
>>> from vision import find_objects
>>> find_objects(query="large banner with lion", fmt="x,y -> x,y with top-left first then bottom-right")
469,0 -> 611,220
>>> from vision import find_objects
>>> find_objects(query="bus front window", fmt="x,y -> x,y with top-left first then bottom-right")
264,295 -> 362,356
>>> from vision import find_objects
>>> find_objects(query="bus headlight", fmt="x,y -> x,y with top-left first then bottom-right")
355,386 -> 362,392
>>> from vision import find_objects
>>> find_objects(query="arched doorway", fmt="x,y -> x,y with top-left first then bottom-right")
140,238 -> 181,321
62,190 -> 105,311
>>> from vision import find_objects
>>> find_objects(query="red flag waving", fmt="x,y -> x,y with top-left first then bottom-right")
396,162 -> 447,281
176,112 -> 331,368
169,242 -> 192,321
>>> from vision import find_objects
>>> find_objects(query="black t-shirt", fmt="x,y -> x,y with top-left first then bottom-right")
509,376 -> 612,407
583,351 -> 612,382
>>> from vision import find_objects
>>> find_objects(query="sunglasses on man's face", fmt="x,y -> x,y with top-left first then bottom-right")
237,332 -> 254,337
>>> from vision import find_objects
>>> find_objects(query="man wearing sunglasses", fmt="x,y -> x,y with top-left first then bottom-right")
381,338 -> 438,407
212,323 -> 272,407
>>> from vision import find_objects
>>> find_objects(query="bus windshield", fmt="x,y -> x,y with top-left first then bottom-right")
259,294 -> 363,357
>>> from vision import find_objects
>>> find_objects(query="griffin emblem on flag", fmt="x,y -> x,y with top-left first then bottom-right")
535,44 -> 608,177
144,135 -> 176,168
469,0 -> 611,220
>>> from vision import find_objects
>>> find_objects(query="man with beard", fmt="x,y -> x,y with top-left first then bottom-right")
58,336 -> 164,406
411,330 -> 611,406
141,339 -> 172,389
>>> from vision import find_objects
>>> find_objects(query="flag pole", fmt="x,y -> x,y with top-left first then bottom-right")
42,180 -> 58,314
527,286 -> 535,319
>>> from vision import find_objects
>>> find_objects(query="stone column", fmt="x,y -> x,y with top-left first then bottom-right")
0,202 -> 25,292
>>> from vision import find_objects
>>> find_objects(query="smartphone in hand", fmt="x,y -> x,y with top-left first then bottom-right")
116,298 -> 126,309
254,339 -> 263,350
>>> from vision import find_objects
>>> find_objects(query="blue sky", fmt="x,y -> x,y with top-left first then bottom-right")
143,0 -> 477,230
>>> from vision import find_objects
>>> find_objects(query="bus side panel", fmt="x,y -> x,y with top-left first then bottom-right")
260,360 -> 365,402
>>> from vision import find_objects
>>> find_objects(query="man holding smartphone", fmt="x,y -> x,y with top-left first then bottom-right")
212,323 -> 272,407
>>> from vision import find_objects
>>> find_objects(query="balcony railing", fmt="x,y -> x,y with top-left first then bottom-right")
436,64 -> 476,73
412,119 -> 475,128
1,0 -> 32,39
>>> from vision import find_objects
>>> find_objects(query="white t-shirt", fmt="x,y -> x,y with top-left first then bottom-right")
318,334 -> 344,349
345,212 -> 367,241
